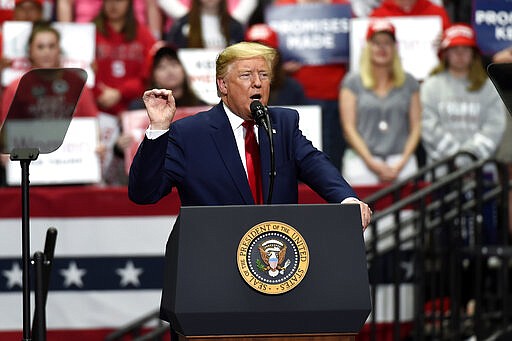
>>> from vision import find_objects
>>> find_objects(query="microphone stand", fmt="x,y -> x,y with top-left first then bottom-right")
253,104 -> 275,205
263,113 -> 275,205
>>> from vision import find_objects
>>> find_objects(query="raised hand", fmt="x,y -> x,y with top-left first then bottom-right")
142,89 -> 176,130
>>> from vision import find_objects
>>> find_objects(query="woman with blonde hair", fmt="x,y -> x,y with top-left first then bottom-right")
339,19 -> 421,185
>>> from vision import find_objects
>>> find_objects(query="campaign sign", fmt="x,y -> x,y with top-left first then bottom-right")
473,0 -> 512,55
5,117 -> 101,185
177,48 -> 221,105
265,3 -> 351,65
121,105 -> 322,174
2,21 -> 96,87
350,16 -> 442,81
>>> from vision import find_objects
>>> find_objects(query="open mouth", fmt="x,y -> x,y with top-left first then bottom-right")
250,94 -> 261,100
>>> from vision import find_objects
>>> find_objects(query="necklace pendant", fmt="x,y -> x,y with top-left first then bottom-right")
378,120 -> 388,131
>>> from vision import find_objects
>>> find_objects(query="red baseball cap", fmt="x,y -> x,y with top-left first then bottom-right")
245,24 -> 279,49
439,24 -> 478,51
366,19 -> 396,41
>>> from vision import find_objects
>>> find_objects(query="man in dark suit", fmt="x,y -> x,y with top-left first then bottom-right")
128,42 -> 372,325
129,41 -> 371,220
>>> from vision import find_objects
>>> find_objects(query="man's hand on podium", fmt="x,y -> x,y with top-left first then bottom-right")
341,197 -> 372,230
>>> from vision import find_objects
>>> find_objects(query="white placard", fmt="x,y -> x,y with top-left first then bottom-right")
1,21 -> 96,87
5,117 -> 101,185
279,105 -> 322,151
349,16 -> 442,81
177,48 -> 221,105
97,112 -> 121,178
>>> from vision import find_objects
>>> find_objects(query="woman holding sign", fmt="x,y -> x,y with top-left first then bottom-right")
1,21 -> 98,123
0,21 -> 100,186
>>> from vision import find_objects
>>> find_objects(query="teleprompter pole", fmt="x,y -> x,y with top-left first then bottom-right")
11,148 -> 40,341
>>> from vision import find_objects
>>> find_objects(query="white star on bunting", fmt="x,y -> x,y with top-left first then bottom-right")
2,262 -> 23,289
116,260 -> 143,287
60,261 -> 87,288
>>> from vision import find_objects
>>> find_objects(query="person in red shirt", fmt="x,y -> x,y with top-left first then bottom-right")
92,0 -> 156,185
370,0 -> 451,30
1,22 -> 98,124
274,0 -> 351,169
92,0 -> 156,117
0,21 -> 100,186
0,0 -> 44,76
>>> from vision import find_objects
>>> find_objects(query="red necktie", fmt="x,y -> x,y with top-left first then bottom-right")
242,120 -> 263,204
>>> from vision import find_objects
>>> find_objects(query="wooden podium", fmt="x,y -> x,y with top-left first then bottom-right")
161,204 -> 371,340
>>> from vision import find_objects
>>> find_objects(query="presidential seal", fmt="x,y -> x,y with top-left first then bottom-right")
236,221 -> 309,295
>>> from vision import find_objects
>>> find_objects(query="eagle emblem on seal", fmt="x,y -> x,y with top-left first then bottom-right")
257,239 -> 291,277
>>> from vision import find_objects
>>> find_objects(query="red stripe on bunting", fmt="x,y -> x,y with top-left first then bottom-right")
0,185 -> 181,218
0,184 -> 389,218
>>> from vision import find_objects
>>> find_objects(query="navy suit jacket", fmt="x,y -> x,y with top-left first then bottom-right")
128,103 -> 358,322
128,103 -> 356,206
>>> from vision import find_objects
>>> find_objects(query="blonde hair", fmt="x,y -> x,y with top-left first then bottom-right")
359,43 -> 406,89
430,49 -> 487,92
216,42 -> 277,79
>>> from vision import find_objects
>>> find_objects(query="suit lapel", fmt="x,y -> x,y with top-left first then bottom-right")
209,104 -> 254,204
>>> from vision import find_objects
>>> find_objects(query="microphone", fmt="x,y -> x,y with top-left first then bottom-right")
249,100 -> 275,204
250,100 -> 268,131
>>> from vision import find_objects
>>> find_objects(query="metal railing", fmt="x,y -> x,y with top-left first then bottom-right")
362,152 -> 512,340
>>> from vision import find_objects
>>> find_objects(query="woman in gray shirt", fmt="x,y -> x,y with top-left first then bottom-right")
339,19 -> 421,185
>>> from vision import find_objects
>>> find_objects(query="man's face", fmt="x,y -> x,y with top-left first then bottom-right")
217,57 -> 271,121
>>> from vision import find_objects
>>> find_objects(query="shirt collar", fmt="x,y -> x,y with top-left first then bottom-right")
223,102 -> 246,132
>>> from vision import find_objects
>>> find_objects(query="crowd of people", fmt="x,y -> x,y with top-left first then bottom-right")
0,0 -> 509,188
